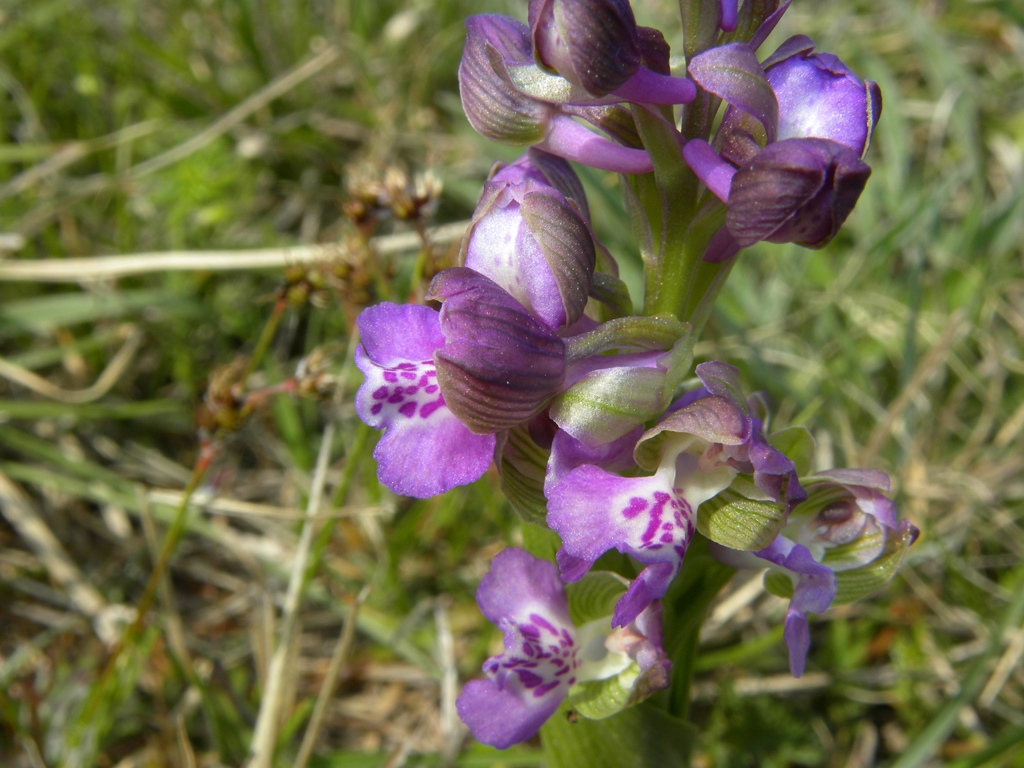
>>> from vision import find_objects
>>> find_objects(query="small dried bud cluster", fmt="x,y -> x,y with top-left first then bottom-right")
343,163 -> 443,234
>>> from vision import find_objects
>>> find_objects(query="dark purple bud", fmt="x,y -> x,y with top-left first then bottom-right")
426,268 -> 566,433
459,15 -> 556,145
726,137 -> 871,248
529,0 -> 641,96
459,17 -> 655,173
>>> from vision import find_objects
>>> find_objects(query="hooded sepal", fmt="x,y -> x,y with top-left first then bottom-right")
529,0 -> 641,97
726,137 -> 871,248
427,268 -> 566,433
551,333 -> 693,447
460,15 -> 555,145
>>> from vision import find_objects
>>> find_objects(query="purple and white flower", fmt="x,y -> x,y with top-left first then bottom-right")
457,548 -> 669,748
547,361 -> 803,627
462,150 -> 596,330
354,303 -> 496,498
713,468 -> 918,676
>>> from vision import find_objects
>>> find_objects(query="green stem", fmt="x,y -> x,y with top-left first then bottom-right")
241,294 -> 288,383
660,536 -> 736,719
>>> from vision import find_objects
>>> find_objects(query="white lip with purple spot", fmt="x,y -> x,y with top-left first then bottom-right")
364,359 -> 445,424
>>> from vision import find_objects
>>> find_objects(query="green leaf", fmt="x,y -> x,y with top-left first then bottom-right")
697,489 -> 788,551
541,700 -> 695,768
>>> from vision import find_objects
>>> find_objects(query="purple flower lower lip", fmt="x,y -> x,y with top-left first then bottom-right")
457,548 -> 579,749
457,547 -> 671,747
354,302 -> 495,498
547,465 -> 697,628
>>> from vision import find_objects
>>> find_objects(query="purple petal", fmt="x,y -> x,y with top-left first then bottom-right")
719,0 -> 739,31
458,548 -> 578,748
748,1 -> 792,51
688,43 -> 778,143
783,608 -> 811,677
766,38 -> 877,155
458,678 -> 564,749
611,67 -> 696,105
356,302 -> 444,365
367,402 -> 496,498
354,304 -> 496,497
755,537 -> 837,677
547,466 -> 695,625
539,114 -> 654,173
545,426 -> 641,493
682,139 -> 736,203
476,547 -> 571,626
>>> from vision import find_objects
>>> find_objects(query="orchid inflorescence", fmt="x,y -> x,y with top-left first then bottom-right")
353,0 -> 917,751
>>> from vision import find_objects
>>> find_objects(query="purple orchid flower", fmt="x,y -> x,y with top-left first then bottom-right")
713,468 -> 918,676
354,303 -> 496,498
463,150 -> 596,330
458,15 -> 658,173
747,537 -> 835,677
355,265 -> 575,495
685,36 -> 880,250
458,548 -> 669,748
547,361 -> 803,627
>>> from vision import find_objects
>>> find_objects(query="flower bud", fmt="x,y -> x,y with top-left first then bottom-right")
459,15 -> 556,146
726,137 -> 871,248
463,151 -> 596,330
529,0 -> 641,96
426,268 -> 566,433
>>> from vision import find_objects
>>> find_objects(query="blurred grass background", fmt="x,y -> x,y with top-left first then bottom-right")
0,0 -> 1022,766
